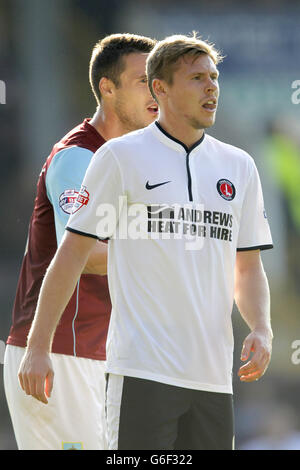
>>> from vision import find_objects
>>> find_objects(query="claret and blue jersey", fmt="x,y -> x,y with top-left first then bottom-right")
7,120 -> 111,360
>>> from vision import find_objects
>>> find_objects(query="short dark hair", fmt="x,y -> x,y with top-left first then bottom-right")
89,33 -> 156,104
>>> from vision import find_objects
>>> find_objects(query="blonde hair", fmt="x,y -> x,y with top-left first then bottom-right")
146,32 -> 224,100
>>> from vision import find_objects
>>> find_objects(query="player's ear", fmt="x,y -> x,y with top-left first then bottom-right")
98,77 -> 115,100
152,78 -> 167,102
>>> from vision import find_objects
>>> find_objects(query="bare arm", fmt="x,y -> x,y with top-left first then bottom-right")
234,250 -> 273,382
18,230 -> 97,403
83,240 -> 107,275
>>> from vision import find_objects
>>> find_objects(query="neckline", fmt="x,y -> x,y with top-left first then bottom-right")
155,121 -> 205,153
83,118 -> 105,143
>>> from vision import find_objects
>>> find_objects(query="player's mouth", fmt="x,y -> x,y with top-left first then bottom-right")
147,103 -> 159,115
202,97 -> 217,113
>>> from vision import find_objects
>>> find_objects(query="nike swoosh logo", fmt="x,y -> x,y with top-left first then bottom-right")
145,180 -> 171,190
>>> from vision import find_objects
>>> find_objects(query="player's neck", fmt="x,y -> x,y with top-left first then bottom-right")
89,105 -> 129,141
158,113 -> 204,149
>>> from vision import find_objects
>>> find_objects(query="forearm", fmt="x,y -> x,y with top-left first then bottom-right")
234,250 -> 272,381
234,257 -> 272,335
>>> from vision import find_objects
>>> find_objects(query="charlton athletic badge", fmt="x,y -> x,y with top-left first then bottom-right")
217,179 -> 236,201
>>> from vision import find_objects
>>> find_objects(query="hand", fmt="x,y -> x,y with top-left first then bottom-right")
238,328 -> 273,383
18,348 -> 54,404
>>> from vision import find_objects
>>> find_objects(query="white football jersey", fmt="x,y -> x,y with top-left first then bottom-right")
67,122 -> 273,394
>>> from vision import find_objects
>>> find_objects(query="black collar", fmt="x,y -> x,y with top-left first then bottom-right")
155,121 -> 205,153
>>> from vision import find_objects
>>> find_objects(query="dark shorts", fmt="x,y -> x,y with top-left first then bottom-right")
106,374 -> 234,450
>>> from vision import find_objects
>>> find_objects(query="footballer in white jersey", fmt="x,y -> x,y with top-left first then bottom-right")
67,120 -> 272,391
20,33 -> 273,450
67,118 -> 272,449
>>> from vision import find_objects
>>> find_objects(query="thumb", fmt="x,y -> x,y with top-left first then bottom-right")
45,369 -> 54,398
241,336 -> 254,361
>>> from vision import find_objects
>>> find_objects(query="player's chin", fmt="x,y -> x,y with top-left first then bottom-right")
203,114 -> 216,128
145,111 -> 158,125
130,115 -> 156,131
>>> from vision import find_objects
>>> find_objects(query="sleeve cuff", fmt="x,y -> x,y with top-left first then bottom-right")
66,226 -> 109,241
237,244 -> 273,252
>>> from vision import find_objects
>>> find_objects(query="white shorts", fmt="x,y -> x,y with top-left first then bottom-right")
3,345 -> 107,450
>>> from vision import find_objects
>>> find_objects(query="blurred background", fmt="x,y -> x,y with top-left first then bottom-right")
1,0 -> 300,450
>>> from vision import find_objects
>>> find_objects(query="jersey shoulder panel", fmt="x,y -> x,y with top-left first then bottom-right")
53,119 -> 105,154
204,134 -> 253,163
102,126 -> 152,166
106,126 -> 149,150
46,146 -> 94,197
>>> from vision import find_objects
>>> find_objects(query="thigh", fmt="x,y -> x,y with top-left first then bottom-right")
106,375 -> 190,450
4,345 -> 107,450
175,390 -> 234,450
